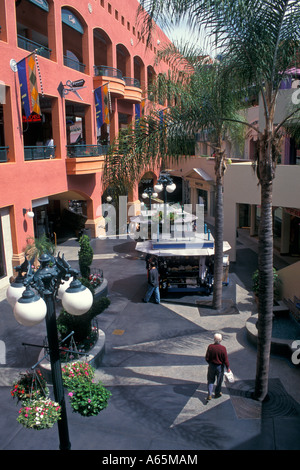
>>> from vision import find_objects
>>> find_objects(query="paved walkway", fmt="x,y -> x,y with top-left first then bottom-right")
0,234 -> 300,451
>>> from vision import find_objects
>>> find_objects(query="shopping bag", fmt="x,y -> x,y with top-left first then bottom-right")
224,370 -> 234,383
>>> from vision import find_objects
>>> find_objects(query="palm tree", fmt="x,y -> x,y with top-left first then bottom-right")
138,0 -> 300,401
105,46 -> 246,311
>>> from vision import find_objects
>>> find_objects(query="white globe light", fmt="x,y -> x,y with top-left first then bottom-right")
62,279 -> 93,316
6,283 -> 26,307
13,289 -> 47,327
26,211 -> 34,218
152,192 -> 158,198
142,193 -> 148,199
166,183 -> 176,193
154,183 -> 163,192
57,276 -> 73,300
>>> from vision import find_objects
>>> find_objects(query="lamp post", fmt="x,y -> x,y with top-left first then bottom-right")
6,252 -> 93,450
154,173 -> 176,235
154,172 -> 176,204
141,187 -> 158,210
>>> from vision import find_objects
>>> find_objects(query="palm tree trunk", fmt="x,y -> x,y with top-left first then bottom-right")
212,152 -> 224,311
254,176 -> 274,401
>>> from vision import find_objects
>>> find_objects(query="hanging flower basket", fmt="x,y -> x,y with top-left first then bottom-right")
61,361 -> 95,389
11,369 -> 49,404
67,381 -> 111,417
62,360 -> 111,417
17,398 -> 61,430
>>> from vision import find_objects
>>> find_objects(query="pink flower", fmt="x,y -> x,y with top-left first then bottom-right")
68,392 -> 73,397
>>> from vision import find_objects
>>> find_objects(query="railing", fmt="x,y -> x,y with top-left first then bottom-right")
94,65 -> 123,80
0,147 -> 9,163
17,35 -> 51,59
123,77 -> 141,88
24,146 -> 56,161
63,55 -> 85,73
66,144 -> 109,158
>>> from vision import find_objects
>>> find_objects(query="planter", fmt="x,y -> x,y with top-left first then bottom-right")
94,278 -> 108,300
39,329 -> 106,383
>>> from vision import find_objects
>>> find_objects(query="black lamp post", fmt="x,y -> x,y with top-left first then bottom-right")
141,187 -> 158,210
154,172 -> 176,204
6,253 -> 93,450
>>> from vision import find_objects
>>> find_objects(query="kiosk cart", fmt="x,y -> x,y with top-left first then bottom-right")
136,235 -> 230,295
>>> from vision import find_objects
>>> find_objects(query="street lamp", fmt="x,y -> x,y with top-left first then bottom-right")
6,252 -> 93,450
154,172 -> 176,203
141,187 -> 158,210
154,173 -> 176,235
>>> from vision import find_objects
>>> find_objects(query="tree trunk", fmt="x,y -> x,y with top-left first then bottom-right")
254,170 -> 274,401
212,154 -> 224,311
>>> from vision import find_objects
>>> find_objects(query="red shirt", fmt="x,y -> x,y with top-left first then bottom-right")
205,343 -> 230,369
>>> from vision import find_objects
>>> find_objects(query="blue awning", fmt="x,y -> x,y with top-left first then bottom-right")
62,8 -> 84,34
27,0 -> 49,12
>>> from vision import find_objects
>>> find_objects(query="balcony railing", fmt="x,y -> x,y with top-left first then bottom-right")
66,144 -> 109,158
17,35 -> 51,59
24,146 -> 56,161
123,77 -> 141,88
0,147 -> 9,163
94,65 -> 123,80
63,55 -> 85,73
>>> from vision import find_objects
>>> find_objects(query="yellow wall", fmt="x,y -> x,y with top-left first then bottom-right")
278,261 -> 300,301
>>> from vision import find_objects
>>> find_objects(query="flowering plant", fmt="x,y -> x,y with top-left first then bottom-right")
67,381 -> 111,417
61,361 -> 95,389
17,398 -> 61,430
11,369 -> 49,404
62,361 -> 111,417
88,271 -> 103,288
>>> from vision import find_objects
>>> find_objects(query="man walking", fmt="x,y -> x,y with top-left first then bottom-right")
143,261 -> 160,304
205,333 -> 230,400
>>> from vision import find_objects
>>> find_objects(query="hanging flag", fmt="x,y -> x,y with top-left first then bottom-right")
94,83 -> 110,129
17,54 -> 41,118
135,99 -> 145,123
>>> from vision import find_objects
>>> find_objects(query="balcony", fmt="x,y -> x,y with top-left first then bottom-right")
93,66 -> 125,98
17,35 -> 51,59
66,144 -> 108,175
123,77 -> 143,103
24,146 -> 56,161
64,55 -> 86,73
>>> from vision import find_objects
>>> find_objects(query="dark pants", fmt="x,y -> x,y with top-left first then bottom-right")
207,363 -> 224,396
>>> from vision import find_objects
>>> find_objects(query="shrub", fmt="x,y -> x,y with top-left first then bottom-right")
78,235 -> 93,278
252,267 -> 282,301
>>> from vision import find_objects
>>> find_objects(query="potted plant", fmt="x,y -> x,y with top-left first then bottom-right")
67,380 -> 111,417
78,234 -> 93,279
62,361 -> 111,417
57,296 -> 110,359
61,361 -> 95,389
24,234 -> 55,268
11,369 -> 49,404
17,398 -> 61,430
252,267 -> 282,304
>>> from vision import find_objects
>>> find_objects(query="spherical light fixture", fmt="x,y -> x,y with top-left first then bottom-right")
13,286 -> 47,327
142,192 -> 148,199
62,278 -> 93,316
154,183 -> 163,192
6,280 -> 26,307
152,192 -> 158,198
166,183 -> 176,193
57,276 -> 73,300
